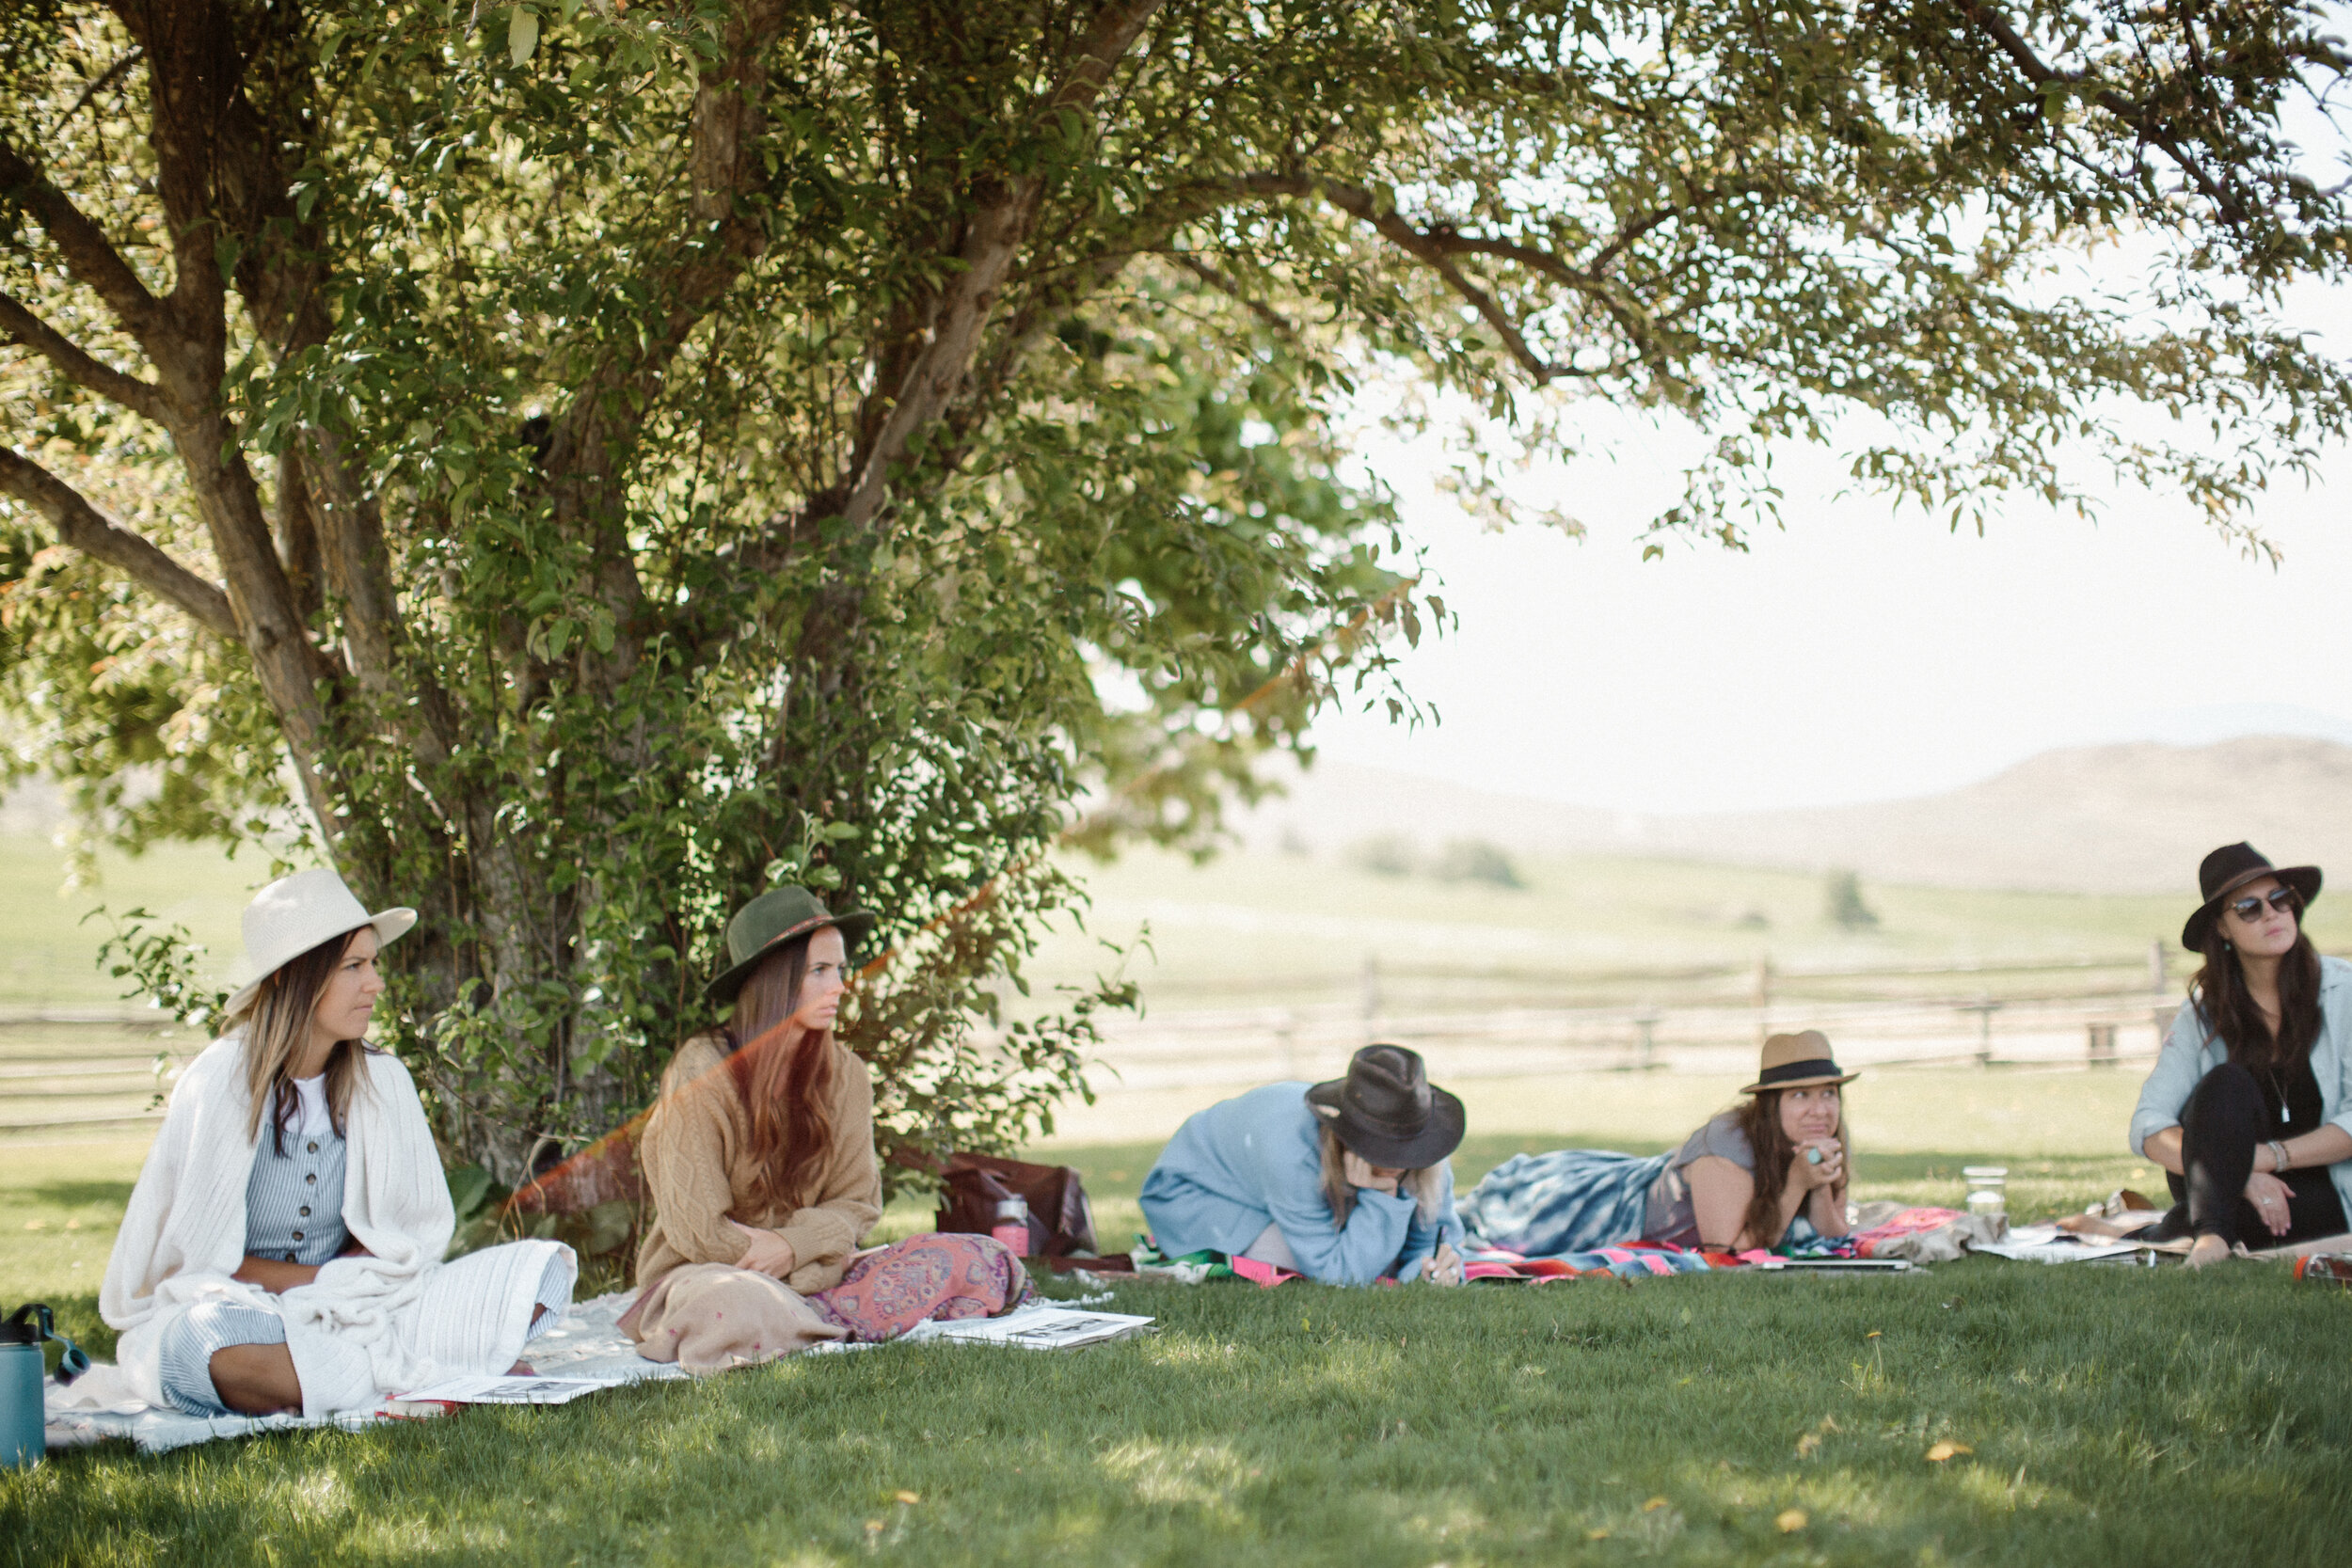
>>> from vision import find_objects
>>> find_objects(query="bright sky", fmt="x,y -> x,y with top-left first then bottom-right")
1310,311 -> 2352,816
1304,19 -> 2352,816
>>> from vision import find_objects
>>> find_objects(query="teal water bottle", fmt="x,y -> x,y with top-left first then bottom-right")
4,1303 -> 89,1469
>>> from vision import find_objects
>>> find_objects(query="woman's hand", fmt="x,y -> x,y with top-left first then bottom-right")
730,1221 -> 798,1278
1420,1241 -> 1465,1287
2244,1170 -> 2296,1238
1788,1138 -> 1844,1193
1342,1150 -> 1400,1195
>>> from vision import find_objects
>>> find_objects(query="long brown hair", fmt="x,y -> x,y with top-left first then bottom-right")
1733,1087 -> 1848,1250
723,932 -> 838,1212
237,928 -> 373,1154
2193,900 -> 2323,1071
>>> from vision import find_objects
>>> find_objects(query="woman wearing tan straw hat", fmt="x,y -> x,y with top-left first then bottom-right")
2131,844 -> 2352,1268
1137,1044 -> 1468,1285
89,870 -> 575,1418
1461,1031 -> 1854,1256
622,887 -> 1028,1366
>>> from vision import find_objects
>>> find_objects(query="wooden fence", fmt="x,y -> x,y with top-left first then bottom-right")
0,948 -> 2213,1138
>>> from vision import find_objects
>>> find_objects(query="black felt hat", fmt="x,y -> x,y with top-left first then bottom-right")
2182,843 -> 2320,953
705,886 -> 877,1003
1304,1044 -> 1466,1169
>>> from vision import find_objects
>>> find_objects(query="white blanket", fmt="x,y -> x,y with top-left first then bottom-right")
75,1035 -> 572,1417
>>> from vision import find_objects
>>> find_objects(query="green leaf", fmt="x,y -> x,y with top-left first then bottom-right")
509,7 -> 539,67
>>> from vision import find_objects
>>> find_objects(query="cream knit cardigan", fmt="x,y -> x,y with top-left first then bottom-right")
87,1035 -> 570,1416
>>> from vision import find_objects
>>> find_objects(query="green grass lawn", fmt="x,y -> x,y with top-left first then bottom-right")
7,838 -> 2348,1563
10,1103 -> 2350,1567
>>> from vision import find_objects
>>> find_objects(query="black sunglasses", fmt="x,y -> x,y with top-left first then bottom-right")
2226,888 -> 2299,923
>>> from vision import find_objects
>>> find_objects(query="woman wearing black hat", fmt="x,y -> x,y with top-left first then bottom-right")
1461,1032 -> 1855,1256
622,887 -> 1027,1364
2131,844 -> 2352,1268
1138,1045 -> 1468,1285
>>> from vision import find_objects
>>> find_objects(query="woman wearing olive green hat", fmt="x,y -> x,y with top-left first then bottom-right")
623,888 -> 1027,1365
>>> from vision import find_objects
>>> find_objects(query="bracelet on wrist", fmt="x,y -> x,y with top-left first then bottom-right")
2270,1139 -> 2292,1174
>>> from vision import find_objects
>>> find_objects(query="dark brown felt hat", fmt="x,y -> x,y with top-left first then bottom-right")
2181,842 -> 2320,953
1740,1030 -> 1857,1095
1305,1044 -> 1466,1169
705,885 -> 877,1003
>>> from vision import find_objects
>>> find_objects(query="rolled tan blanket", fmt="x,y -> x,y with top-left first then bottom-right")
620,1263 -> 848,1372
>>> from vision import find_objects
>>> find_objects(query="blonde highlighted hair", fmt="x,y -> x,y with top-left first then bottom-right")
235,927 -> 373,1153
1315,1120 -> 1447,1229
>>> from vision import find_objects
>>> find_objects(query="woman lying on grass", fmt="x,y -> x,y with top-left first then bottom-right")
95,871 -> 574,1418
1137,1044 -> 1468,1285
2133,844 -> 2352,1269
621,887 -> 1026,1368
1461,1033 -> 1853,1256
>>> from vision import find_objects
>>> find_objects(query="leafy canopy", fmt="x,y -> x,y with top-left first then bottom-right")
3,1 -> 2348,1176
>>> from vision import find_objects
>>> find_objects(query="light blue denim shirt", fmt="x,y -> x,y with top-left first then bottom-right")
1138,1082 -> 1462,1285
2129,954 -> 2352,1224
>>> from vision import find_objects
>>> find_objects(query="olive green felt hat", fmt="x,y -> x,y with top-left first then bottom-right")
705,885 -> 877,1003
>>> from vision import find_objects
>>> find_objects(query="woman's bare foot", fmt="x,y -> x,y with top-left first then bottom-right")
506,1360 -> 535,1375
2185,1234 -> 2232,1270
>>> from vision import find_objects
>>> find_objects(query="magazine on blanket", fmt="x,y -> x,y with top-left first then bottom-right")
393,1372 -> 633,1404
912,1305 -> 1153,1350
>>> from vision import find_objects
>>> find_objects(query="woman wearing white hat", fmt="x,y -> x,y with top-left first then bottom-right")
93,869 -> 576,1417
1462,1032 -> 1855,1255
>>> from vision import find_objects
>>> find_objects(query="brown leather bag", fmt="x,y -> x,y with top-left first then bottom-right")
932,1151 -> 1098,1259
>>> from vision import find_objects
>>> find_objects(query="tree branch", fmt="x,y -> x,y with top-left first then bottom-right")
51,46 -> 145,134
830,0 -> 1167,534
1052,0 -> 1165,113
538,0 -> 799,693
0,138 -> 171,350
1170,253 -> 1295,336
1958,2 -> 2248,226
1239,174 -> 1567,383
0,293 -> 171,423
0,446 -> 237,638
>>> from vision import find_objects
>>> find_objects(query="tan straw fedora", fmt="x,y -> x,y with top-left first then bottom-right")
1740,1030 -> 1857,1095
225,868 -> 416,1017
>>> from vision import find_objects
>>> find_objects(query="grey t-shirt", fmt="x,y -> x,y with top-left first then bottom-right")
1642,1112 -> 1753,1248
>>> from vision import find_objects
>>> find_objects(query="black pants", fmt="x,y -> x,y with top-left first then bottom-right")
2159,1062 -> 2347,1247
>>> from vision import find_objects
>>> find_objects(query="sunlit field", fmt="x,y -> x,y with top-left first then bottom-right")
7,1112 -> 2348,1568
9,836 -> 2348,1565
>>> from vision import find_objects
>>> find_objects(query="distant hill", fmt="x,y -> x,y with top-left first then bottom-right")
1239,736 -> 2352,895
10,736 -> 2346,897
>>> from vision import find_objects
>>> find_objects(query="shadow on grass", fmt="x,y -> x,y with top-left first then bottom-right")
15,1179 -> 136,1210
11,1266 -> 2352,1568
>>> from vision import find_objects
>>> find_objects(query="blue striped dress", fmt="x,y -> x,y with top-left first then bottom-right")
156,1087 -> 346,1414
156,1078 -> 564,1415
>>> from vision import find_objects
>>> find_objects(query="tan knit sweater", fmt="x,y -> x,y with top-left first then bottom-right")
633,1032 -> 883,1296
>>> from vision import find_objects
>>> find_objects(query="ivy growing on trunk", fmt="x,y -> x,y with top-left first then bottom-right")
6,2 -> 2350,1179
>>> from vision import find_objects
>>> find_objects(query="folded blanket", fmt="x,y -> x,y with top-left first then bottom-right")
1773,1204 -> 2007,1264
1464,1244 -> 1715,1280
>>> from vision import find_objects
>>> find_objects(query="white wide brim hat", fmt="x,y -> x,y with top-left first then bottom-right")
225,867 -> 417,1018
